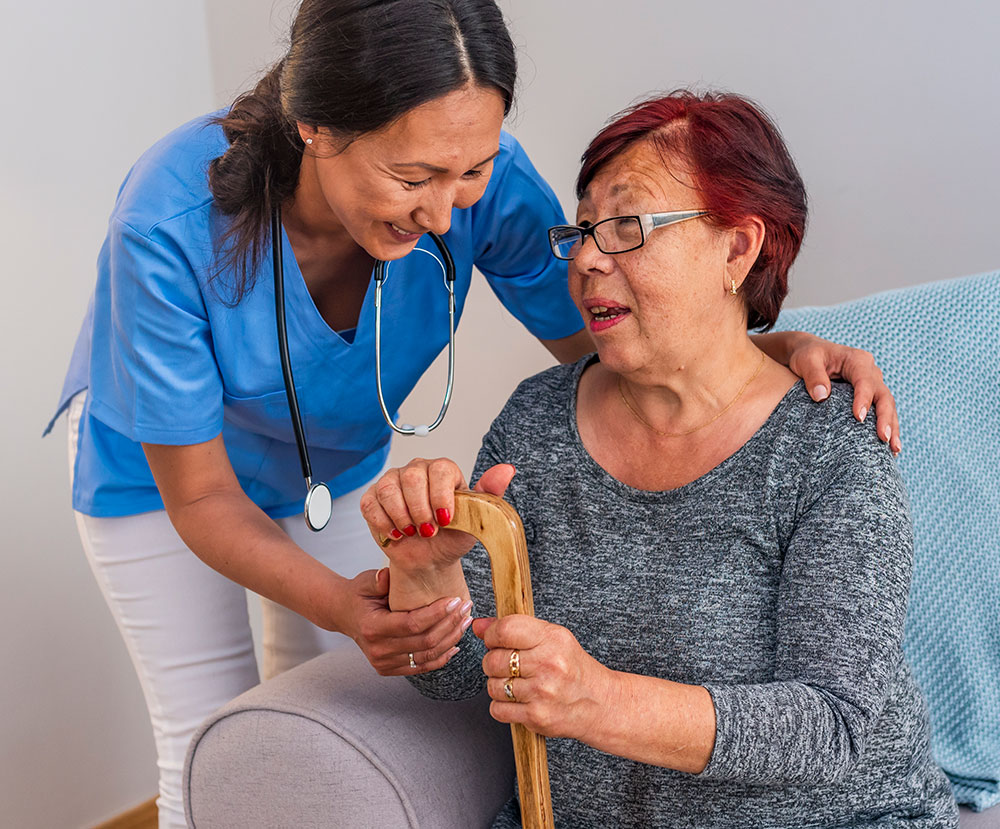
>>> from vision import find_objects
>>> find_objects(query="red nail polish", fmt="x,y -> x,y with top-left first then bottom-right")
389,529 -> 403,540
403,525 -> 417,537
436,508 -> 451,526
419,522 -> 435,538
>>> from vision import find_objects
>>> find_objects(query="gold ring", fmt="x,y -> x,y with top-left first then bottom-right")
509,649 -> 520,678
378,535 -> 392,548
408,653 -> 417,669
503,677 -> 517,702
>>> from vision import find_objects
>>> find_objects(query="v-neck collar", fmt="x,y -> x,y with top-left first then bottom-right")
277,224 -> 376,360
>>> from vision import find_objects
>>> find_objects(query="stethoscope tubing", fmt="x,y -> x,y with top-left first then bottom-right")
272,206 -> 315,487
373,232 -> 457,436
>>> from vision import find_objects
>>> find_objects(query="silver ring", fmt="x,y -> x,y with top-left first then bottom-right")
503,677 -> 517,702
408,653 -> 417,669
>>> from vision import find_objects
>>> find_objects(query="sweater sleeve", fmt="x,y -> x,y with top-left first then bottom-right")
700,419 -> 913,786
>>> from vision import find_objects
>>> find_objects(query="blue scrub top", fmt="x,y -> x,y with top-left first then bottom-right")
47,113 -> 583,519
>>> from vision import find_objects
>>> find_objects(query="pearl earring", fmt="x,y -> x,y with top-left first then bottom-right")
305,138 -> 313,145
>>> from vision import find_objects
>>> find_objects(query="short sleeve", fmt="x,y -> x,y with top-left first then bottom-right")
470,134 -> 584,341
86,218 -> 224,445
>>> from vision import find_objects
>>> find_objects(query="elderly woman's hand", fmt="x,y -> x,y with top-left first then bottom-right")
475,614 -> 619,741
360,459 -> 516,568
755,330 -> 902,455
360,459 -> 516,612
361,458 -> 474,570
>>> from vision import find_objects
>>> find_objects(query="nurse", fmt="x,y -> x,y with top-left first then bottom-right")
46,1 -> 900,826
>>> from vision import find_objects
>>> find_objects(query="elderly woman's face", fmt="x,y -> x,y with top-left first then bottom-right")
569,139 -> 733,374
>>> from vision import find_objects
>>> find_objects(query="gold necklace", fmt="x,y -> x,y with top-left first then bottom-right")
617,351 -> 766,438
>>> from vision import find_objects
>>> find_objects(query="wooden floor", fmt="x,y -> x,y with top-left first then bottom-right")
92,798 -> 157,829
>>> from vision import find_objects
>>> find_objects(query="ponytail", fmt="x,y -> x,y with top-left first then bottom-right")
208,63 -> 302,303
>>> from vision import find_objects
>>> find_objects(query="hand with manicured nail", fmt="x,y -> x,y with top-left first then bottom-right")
358,458 -> 517,611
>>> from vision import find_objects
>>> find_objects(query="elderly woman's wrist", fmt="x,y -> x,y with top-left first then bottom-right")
388,562 -> 467,610
590,666 -> 629,743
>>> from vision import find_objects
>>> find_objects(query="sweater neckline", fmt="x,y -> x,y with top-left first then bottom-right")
566,354 -> 804,502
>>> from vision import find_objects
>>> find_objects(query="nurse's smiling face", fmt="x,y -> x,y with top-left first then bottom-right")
295,84 -> 506,260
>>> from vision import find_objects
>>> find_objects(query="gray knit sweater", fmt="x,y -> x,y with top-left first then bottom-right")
409,355 -> 957,828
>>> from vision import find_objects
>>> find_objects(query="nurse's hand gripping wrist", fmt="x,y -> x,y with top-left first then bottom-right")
340,566 -> 472,676
142,438 -> 467,675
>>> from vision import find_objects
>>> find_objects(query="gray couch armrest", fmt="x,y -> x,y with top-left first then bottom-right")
184,646 -> 515,828
182,645 -> 1000,828
961,806 -> 1000,828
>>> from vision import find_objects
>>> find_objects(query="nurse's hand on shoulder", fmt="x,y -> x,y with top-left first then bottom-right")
765,330 -> 902,455
343,565 -> 473,676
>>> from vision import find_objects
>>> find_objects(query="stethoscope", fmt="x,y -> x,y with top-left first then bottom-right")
271,207 -> 456,531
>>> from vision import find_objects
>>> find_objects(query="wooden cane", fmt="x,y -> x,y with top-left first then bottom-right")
444,490 -> 554,829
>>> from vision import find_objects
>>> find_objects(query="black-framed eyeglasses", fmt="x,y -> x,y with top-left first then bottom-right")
547,210 -> 709,260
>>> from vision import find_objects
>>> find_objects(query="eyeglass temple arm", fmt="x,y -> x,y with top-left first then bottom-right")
443,490 -> 554,829
645,210 -> 710,233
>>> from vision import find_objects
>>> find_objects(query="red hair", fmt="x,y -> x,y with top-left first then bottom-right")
576,91 -> 807,331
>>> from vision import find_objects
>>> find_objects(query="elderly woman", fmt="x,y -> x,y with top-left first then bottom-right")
361,91 -> 958,828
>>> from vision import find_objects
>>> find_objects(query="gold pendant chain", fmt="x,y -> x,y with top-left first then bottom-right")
617,350 -> 766,438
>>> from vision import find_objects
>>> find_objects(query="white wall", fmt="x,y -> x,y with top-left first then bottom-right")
0,3 -> 214,827
1,1 -> 997,826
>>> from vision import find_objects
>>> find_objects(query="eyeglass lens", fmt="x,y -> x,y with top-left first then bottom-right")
549,216 -> 643,259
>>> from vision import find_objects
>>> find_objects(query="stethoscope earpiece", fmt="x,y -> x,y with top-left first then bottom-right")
273,207 -> 457,530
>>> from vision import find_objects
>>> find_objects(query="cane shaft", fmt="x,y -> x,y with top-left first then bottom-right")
447,491 -> 554,829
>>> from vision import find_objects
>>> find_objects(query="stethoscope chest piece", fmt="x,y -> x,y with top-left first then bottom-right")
304,481 -> 333,532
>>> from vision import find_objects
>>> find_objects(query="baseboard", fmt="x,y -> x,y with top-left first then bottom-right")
92,797 -> 158,829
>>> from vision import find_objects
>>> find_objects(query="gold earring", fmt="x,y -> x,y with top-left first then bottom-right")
730,279 -> 738,295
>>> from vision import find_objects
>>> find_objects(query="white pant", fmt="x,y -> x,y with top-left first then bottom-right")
67,394 -> 385,828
